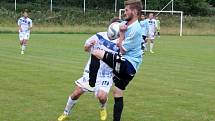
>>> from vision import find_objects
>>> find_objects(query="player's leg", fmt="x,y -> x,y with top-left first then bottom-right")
144,37 -> 148,51
58,86 -> 84,121
95,77 -> 113,121
141,35 -> 147,52
89,54 -> 100,87
149,33 -> 155,53
19,32 -> 24,50
58,76 -> 90,121
97,90 -> 108,121
21,33 -> 29,54
112,75 -> 131,121
149,39 -> 155,53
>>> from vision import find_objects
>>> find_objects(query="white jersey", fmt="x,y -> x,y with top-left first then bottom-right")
18,17 -> 32,33
83,32 -> 119,78
75,32 -> 118,94
147,18 -> 157,34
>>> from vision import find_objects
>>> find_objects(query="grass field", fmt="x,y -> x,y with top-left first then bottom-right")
0,34 -> 215,121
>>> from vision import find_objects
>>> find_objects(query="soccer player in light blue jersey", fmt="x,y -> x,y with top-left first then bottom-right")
140,14 -> 149,51
90,0 -> 143,121
17,10 -> 32,55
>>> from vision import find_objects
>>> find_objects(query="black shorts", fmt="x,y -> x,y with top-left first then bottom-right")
102,51 -> 136,90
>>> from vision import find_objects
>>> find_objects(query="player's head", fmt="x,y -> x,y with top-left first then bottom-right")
141,14 -> 146,20
23,9 -> 28,18
123,0 -> 143,21
156,16 -> 159,19
149,13 -> 154,19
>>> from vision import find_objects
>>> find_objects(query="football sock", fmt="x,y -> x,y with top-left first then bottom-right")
89,54 -> 100,87
64,96 -> 77,115
150,43 -> 154,51
21,45 -> 26,51
113,97 -> 123,121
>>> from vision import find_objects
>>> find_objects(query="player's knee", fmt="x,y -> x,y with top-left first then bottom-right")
113,87 -> 123,97
97,91 -> 107,102
70,87 -> 84,100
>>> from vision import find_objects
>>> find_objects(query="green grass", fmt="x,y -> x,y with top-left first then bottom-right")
0,34 -> 215,121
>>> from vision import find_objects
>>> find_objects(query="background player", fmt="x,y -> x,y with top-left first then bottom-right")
17,10 -> 32,55
90,0 -> 143,120
58,30 -> 119,121
156,16 -> 161,37
139,14 -> 149,52
146,13 -> 157,53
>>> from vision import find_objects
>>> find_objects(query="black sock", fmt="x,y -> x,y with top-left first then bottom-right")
89,54 -> 100,87
113,97 -> 123,121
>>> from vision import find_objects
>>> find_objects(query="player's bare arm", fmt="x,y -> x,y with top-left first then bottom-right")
84,40 -> 97,52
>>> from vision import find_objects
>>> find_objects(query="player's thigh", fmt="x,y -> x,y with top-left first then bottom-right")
75,75 -> 90,92
95,77 -> 113,96
19,32 -> 24,41
24,33 -> 30,40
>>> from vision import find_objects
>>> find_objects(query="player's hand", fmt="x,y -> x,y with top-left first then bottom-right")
90,40 -> 97,46
119,24 -> 127,32
19,28 -> 22,32
116,39 -> 122,47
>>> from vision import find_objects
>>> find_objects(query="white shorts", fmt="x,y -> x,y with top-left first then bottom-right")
148,32 -> 155,40
19,32 -> 30,41
75,73 -> 113,95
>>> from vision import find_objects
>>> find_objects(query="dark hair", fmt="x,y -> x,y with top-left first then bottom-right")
124,0 -> 143,16
23,9 -> 28,13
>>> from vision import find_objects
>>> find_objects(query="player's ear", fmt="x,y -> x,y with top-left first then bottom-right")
132,9 -> 138,16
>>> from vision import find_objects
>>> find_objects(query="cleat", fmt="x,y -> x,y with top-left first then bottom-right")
150,50 -> 154,54
21,51 -> 24,55
58,114 -> 69,121
100,108 -> 107,121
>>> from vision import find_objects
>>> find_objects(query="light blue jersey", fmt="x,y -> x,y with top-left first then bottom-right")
139,19 -> 149,36
122,20 -> 143,71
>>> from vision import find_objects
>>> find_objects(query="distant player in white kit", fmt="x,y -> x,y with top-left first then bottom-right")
17,10 -> 32,55
146,13 -> 157,53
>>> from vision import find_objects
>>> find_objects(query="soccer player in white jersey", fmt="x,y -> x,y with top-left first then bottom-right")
57,25 -> 120,121
17,10 -> 33,55
146,13 -> 157,53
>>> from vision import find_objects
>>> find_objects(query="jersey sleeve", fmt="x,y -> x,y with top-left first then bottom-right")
17,18 -> 21,26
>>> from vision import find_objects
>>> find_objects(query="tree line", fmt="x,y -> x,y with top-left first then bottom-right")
2,0 -> 215,16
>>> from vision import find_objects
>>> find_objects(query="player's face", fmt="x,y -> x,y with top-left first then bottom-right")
124,5 -> 134,21
141,15 -> 145,20
23,12 -> 28,18
149,13 -> 154,19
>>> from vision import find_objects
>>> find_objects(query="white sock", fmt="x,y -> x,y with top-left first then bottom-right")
63,97 -> 77,115
150,43 -> 154,51
21,45 -> 26,51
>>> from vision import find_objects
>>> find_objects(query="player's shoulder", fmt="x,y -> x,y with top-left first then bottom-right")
96,32 -> 110,40
18,17 -> 24,20
27,17 -> 32,21
96,32 -> 107,36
